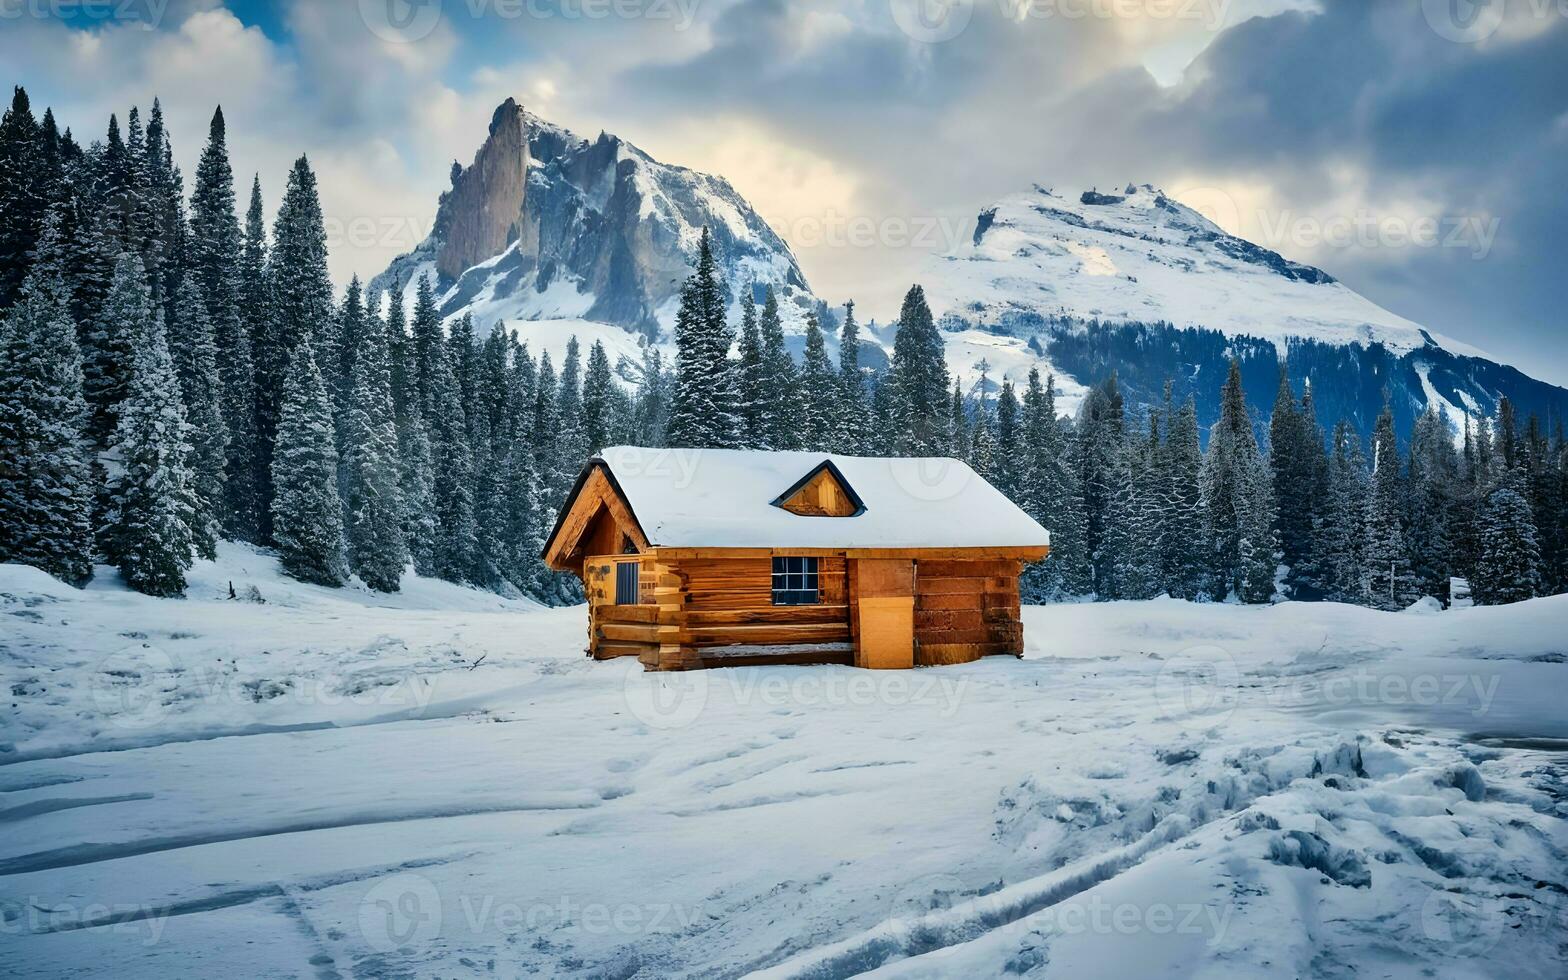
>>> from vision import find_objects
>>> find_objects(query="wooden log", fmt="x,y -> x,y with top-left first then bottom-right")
593,641 -> 655,660
687,622 -> 852,647
914,576 -> 1013,595
595,605 -> 661,624
599,623 -> 663,644
917,641 -> 1016,664
916,559 -> 1022,579
686,605 -> 850,627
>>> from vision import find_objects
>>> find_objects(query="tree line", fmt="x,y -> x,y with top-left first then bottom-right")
1,86 -> 1564,608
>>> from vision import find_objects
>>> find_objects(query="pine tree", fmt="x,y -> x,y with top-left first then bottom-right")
734,289 -> 766,447
0,221 -> 95,585
1472,486 -> 1541,604
168,275 -> 227,559
798,312 -> 838,451
424,319 -> 476,583
1075,373 -> 1127,596
994,378 -> 1021,499
104,306 -> 194,597
82,252 -> 148,441
633,344 -> 670,447
1268,368 -> 1316,587
969,401 -> 998,484
1020,370 -> 1091,599
948,380 -> 968,458
757,286 -> 799,450
1313,421 -> 1371,603
270,341 -> 346,587
887,285 -> 949,455
581,339 -> 615,454
666,229 -> 739,448
1406,406 -> 1457,600
1161,392 -> 1209,599
555,334 -> 587,470
837,300 -> 869,454
334,276 -> 369,431
343,298 -> 406,592
269,157 -> 336,415
0,87 -> 45,309
1362,399 -> 1417,609
237,175 -> 272,540
1201,360 -> 1276,602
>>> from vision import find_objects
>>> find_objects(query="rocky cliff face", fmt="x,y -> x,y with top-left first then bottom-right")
373,98 -> 816,338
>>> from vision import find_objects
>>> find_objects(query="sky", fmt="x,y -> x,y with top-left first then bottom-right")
4,0 -> 1566,383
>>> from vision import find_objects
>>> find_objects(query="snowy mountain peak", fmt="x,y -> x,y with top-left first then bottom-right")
371,98 -> 818,338
928,182 -> 1484,358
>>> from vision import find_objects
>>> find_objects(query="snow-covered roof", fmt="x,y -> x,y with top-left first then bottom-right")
595,447 -> 1051,550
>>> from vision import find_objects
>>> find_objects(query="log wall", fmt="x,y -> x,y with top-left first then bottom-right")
912,558 -> 1024,666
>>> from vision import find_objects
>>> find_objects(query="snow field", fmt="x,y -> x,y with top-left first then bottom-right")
2,545 -> 1566,977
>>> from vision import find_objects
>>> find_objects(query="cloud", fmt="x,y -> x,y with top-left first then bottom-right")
4,0 -> 1565,382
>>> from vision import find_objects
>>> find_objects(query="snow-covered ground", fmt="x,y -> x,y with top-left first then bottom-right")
3,544 -> 1566,978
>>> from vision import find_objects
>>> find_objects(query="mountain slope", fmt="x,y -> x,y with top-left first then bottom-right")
924,184 -> 1568,444
372,98 -> 819,338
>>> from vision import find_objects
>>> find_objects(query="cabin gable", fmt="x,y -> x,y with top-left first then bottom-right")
771,461 -> 865,518
541,464 -> 650,574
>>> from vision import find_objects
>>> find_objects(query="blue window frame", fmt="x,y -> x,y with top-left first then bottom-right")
771,556 -> 819,606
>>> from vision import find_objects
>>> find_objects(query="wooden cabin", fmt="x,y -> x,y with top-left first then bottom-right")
541,447 -> 1052,671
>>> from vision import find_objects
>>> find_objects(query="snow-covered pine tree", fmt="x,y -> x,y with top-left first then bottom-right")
1312,420 -> 1370,603
837,301 -> 869,455
467,323 -> 514,590
887,285 -> 949,456
270,340 -> 347,587
237,174 -> 273,540
1472,484 -> 1541,604
334,276 -> 369,433
969,400 -> 998,485
1075,373 -> 1127,596
1362,399 -> 1417,609
1268,368 -> 1315,587
104,306 -> 194,597
1110,418 -> 1163,600
1161,391 -> 1209,599
1201,360 -> 1276,603
581,339 -> 615,455
798,312 -> 838,451
1523,414 -> 1566,595
734,289 -> 766,448
948,380 -> 968,458
342,296 -> 406,593
666,229 -> 740,449
993,379 -> 1021,500
1020,370 -> 1091,599
758,286 -> 800,450
0,87 -> 46,310
0,220 -> 95,586
555,334 -> 587,472
82,252 -> 148,441
1406,406 -> 1457,600
270,157 -> 337,400
425,322 -> 477,584
168,275 -> 228,559
632,344 -> 670,447
382,286 -> 434,575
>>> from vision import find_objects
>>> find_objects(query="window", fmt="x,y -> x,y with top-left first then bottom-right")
615,561 -> 640,605
771,556 -> 819,606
